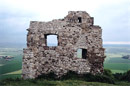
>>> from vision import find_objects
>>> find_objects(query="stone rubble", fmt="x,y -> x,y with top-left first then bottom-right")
22,11 -> 106,79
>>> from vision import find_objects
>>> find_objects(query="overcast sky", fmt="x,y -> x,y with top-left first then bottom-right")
0,0 -> 129,45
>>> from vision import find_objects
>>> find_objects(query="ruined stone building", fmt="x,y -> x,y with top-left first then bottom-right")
22,11 -> 106,79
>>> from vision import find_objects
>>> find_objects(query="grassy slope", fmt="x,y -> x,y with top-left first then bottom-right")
1,79 -> 130,86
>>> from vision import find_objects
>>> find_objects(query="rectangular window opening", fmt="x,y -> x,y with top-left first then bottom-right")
45,34 -> 58,46
77,48 -> 87,59
78,17 -> 82,23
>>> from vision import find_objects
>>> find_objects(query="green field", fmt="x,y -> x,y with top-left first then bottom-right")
104,45 -> 130,73
0,48 -> 22,80
0,45 -> 130,80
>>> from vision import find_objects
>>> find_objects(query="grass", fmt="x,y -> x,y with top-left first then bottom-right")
0,60 -> 22,74
0,48 -> 22,80
0,79 -> 128,86
2,69 -> 22,75
104,55 -> 130,73
110,69 -> 126,74
1,78 -> 130,86
104,63 -> 130,71
105,53 -> 122,58
104,45 -> 130,73
107,57 -> 130,63
1,69 -> 130,86
0,74 -> 21,80
0,64 -> 4,66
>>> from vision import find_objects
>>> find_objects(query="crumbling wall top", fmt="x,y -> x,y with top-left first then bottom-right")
64,11 -> 94,26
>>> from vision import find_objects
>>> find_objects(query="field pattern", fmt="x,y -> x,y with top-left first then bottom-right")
0,48 -> 22,80
104,45 -> 130,73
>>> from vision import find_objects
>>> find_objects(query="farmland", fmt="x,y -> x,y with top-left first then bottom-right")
104,44 -> 130,73
0,48 -> 22,80
0,44 -> 130,80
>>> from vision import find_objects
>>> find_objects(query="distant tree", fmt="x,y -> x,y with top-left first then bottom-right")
122,55 -> 130,59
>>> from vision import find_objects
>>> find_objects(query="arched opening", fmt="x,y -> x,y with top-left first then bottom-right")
77,48 -> 87,59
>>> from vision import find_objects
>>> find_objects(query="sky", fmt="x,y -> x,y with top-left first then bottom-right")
0,0 -> 129,45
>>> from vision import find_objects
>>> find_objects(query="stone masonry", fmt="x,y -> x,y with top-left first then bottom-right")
22,11 -> 106,79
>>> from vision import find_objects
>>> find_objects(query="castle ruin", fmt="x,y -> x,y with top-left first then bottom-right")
22,11 -> 106,79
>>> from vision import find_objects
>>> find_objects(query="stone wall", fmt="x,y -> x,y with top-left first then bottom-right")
22,11 -> 106,79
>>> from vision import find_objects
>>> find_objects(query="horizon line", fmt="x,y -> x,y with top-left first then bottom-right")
103,42 -> 130,45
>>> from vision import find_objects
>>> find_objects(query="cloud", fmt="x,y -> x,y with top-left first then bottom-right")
0,0 -> 129,44
93,1 -> 130,42
0,8 -> 33,43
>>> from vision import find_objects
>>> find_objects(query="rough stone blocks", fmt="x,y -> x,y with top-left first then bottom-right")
22,11 -> 106,79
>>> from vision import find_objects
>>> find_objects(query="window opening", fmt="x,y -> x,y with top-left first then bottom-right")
46,35 -> 58,46
77,48 -> 87,59
78,17 -> 82,23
